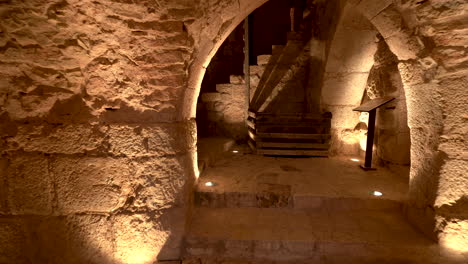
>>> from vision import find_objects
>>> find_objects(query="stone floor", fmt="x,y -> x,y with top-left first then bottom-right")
185,144 -> 464,264
196,144 -> 409,204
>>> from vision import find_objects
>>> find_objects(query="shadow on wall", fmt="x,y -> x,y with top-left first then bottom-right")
0,94 -> 193,264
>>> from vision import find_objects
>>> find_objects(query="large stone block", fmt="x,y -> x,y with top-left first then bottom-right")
107,123 -> 192,157
52,156 -> 134,213
404,83 -> 443,129
126,20 -> 184,32
0,218 -> 29,264
112,214 -> 170,263
435,159 -> 468,208
357,0 -> 393,20
322,72 -> 369,106
384,31 -> 424,60
132,156 -> 187,210
7,154 -> 53,215
6,124 -> 107,154
369,4 -> 403,39
0,158 -> 7,213
65,215 -> 115,264
325,28 -> 377,73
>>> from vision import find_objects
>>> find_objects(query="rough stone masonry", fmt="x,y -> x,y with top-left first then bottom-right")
0,0 -> 466,263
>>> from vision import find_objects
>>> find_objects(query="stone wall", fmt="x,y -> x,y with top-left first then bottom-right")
321,3 -> 378,155
365,36 -> 411,166
0,0 -> 466,262
0,0 -> 198,263
198,78 -> 247,141
320,0 -> 468,257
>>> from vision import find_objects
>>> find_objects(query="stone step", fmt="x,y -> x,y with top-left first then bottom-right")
249,65 -> 265,76
185,207 -> 438,263
272,44 -> 285,55
200,92 -> 221,102
256,148 -> 329,157
195,189 -> 402,211
216,83 -> 244,94
252,132 -> 331,140
257,54 -> 272,66
229,75 -> 244,84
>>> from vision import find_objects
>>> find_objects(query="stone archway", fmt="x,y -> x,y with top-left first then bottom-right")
184,0 -> 468,256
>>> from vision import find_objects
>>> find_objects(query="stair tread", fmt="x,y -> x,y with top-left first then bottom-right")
256,149 -> 328,156
188,208 -> 432,245
255,132 -> 331,139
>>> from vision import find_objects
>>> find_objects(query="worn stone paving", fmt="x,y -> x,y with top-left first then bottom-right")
196,145 -> 409,204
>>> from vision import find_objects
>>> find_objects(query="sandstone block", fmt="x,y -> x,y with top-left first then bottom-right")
322,73 -> 368,106
435,159 -> 468,208
135,50 -> 188,65
384,31 -> 424,60
229,75 -> 244,84
7,154 -> 53,215
132,156 -> 186,210
148,74 -> 186,87
52,156 -> 134,213
249,65 -> 265,76
126,20 -> 183,32
257,55 -> 271,66
112,214 -> 170,263
398,61 -> 426,85
201,92 -> 221,102
107,123 -> 191,157
325,28 -> 377,73
65,215 -> 115,264
100,103 -> 177,123
0,218 -> 28,264
216,83 -> 243,94
357,0 -> 393,20
0,158 -> 7,213
6,124 -> 106,154
405,83 -> 442,129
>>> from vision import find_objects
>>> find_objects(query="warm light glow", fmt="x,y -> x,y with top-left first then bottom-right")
124,250 -> 157,264
232,150 -> 239,153
439,221 -> 468,255
350,158 -> 360,162
205,181 -> 215,187
359,112 -> 369,124
372,191 -> 383,196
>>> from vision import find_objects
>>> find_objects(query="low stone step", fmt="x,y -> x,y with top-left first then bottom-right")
201,92 -> 221,102
256,148 -> 329,156
230,75 -> 244,84
254,132 -> 331,140
257,54 -> 272,66
256,142 -> 329,149
272,45 -> 285,54
195,189 -> 402,211
216,83 -> 244,93
185,208 -> 438,262
249,65 -> 265,76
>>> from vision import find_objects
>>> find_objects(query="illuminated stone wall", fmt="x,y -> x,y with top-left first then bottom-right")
320,0 -> 468,257
366,36 -> 411,166
0,0 -> 466,263
0,0 -> 199,263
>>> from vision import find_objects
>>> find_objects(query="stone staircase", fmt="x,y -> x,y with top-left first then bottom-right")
199,75 -> 247,141
247,33 -> 332,156
247,111 -> 331,156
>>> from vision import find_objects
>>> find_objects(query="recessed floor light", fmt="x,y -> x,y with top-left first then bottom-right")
372,191 -> 383,196
232,150 -> 239,153
351,158 -> 360,162
205,181 -> 215,187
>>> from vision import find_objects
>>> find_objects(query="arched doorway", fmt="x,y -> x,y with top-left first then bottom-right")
182,0 -> 467,261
